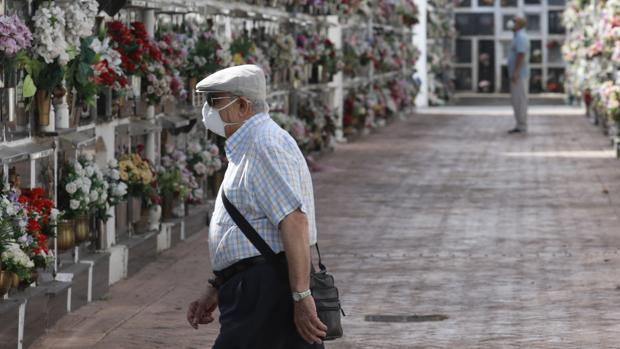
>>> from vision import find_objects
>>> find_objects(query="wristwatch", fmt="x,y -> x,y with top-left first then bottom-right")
292,289 -> 312,302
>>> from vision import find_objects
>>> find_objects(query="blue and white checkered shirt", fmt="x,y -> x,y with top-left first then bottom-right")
208,112 -> 318,271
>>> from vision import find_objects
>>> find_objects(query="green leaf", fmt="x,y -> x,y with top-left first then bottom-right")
22,75 -> 37,98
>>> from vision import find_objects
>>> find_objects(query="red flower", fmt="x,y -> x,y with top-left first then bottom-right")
27,218 -> 41,234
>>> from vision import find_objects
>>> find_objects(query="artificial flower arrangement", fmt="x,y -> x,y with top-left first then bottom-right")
90,37 -> 129,92
18,188 -> 59,269
342,32 -> 372,77
59,155 -> 100,219
271,112 -> 312,152
0,14 -> 33,72
297,92 -> 336,152
118,149 -> 156,198
186,139 -> 223,179
60,159 -> 93,219
104,159 -> 128,207
343,87 -> 369,132
597,80 -> 620,124
262,31 -> 299,86
230,33 -> 272,81
16,1 -> 67,105
396,0 -> 419,26
144,61 -> 172,106
160,144 -> 201,204
157,32 -> 187,100
0,186 -> 60,286
184,30 -> 230,80
107,21 -> 162,77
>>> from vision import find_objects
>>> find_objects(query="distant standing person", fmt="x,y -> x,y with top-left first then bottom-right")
507,16 -> 530,134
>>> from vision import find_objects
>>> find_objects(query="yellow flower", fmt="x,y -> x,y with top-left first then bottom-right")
120,171 -> 129,182
233,53 -> 243,65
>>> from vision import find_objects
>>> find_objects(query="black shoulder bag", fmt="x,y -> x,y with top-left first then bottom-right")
221,191 -> 344,340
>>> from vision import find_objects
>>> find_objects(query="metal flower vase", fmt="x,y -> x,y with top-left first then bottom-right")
74,215 -> 90,243
57,219 -> 75,251
0,270 -> 12,297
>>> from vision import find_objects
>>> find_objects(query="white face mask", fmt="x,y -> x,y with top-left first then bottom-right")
202,97 -> 243,138
506,20 -> 515,30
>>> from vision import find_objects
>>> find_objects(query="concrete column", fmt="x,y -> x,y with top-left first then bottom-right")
413,0 -> 428,107
143,9 -> 156,37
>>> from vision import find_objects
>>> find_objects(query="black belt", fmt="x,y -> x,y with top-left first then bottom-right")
210,252 -> 285,289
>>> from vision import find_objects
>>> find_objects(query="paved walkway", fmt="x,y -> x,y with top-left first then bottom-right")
32,106 -> 620,348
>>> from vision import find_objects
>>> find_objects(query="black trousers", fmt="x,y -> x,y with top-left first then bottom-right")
213,263 -> 325,349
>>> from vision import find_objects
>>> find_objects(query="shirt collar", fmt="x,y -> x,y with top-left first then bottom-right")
225,112 -> 270,163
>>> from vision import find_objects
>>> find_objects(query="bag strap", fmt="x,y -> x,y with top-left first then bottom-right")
221,191 -> 325,271
221,191 -> 278,263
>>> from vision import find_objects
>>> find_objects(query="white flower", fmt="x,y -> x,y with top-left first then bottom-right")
70,200 -> 80,210
66,182 -> 78,194
5,203 -> 15,216
108,158 -> 118,168
50,208 -> 60,221
111,169 -> 120,181
33,3 -> 68,64
83,177 -> 92,191
85,166 -> 95,177
201,150 -> 213,162
18,219 -> 27,228
188,142 -> 202,154
83,153 -> 94,162
90,191 -> 99,202
194,162 -> 208,175
100,192 -> 108,202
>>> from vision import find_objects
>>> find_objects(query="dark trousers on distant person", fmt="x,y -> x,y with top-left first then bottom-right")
213,263 -> 325,349
510,77 -> 529,132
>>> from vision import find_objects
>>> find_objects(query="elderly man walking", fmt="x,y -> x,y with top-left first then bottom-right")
507,16 -> 530,134
186,64 -> 327,349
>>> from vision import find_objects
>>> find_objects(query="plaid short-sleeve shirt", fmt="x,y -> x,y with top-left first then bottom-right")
208,112 -> 317,271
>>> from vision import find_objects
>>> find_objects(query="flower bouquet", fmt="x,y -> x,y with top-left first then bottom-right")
18,188 -> 59,269
91,37 -> 128,92
0,14 -> 32,88
104,159 -> 128,207
144,61 -> 172,106
186,140 -> 223,178
118,152 -> 155,197
160,143 -> 201,206
59,158 -> 94,220
1,242 -> 34,286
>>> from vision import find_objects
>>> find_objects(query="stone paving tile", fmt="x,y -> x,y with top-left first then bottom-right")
31,107 -> 620,348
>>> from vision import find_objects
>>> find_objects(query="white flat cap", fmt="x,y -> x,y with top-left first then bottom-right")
196,65 -> 267,102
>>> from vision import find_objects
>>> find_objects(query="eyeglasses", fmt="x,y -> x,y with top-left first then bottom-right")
206,94 -> 236,107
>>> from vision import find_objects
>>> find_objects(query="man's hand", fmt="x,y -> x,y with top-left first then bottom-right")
294,296 -> 328,344
511,72 -> 519,84
186,285 -> 219,329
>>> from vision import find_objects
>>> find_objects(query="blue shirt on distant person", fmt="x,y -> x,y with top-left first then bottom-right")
508,29 -> 530,80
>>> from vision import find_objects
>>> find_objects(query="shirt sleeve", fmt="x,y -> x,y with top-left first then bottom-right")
252,140 -> 305,227
515,35 -> 528,54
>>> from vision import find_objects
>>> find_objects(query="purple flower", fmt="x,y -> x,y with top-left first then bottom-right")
0,15 -> 32,56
